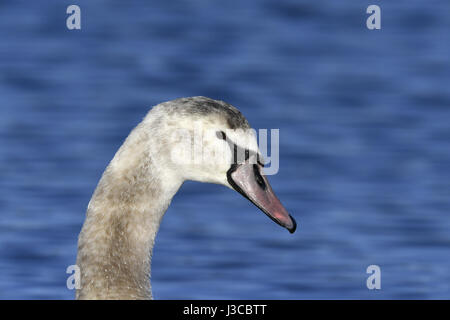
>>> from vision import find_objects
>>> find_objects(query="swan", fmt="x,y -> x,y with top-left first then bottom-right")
76,96 -> 296,299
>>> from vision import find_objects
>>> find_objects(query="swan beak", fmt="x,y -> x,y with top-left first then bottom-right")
227,163 -> 297,233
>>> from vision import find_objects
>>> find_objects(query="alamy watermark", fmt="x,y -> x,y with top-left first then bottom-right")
66,5 -> 81,30
67,264 -> 383,291
366,265 -> 381,290
366,5 -> 381,30
168,127 -> 280,175
66,5 -> 382,31
66,264 -> 81,290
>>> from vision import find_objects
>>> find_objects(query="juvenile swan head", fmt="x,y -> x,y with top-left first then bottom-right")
144,96 -> 296,232
77,96 -> 296,300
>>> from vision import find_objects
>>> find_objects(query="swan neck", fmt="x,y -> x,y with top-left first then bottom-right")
76,125 -> 182,299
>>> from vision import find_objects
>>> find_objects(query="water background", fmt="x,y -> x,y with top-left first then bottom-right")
0,0 -> 449,299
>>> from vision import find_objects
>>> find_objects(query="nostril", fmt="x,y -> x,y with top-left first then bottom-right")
253,164 -> 266,190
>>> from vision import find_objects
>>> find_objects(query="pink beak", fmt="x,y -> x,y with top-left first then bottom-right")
227,162 -> 297,233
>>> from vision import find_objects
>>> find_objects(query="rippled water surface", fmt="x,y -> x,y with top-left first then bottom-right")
0,0 -> 449,299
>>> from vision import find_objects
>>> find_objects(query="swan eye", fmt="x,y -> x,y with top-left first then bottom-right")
216,131 -> 227,140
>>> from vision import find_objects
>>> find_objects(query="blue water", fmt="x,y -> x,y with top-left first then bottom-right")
0,0 -> 449,299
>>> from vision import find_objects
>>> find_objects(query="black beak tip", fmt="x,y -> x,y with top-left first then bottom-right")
287,215 -> 297,234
